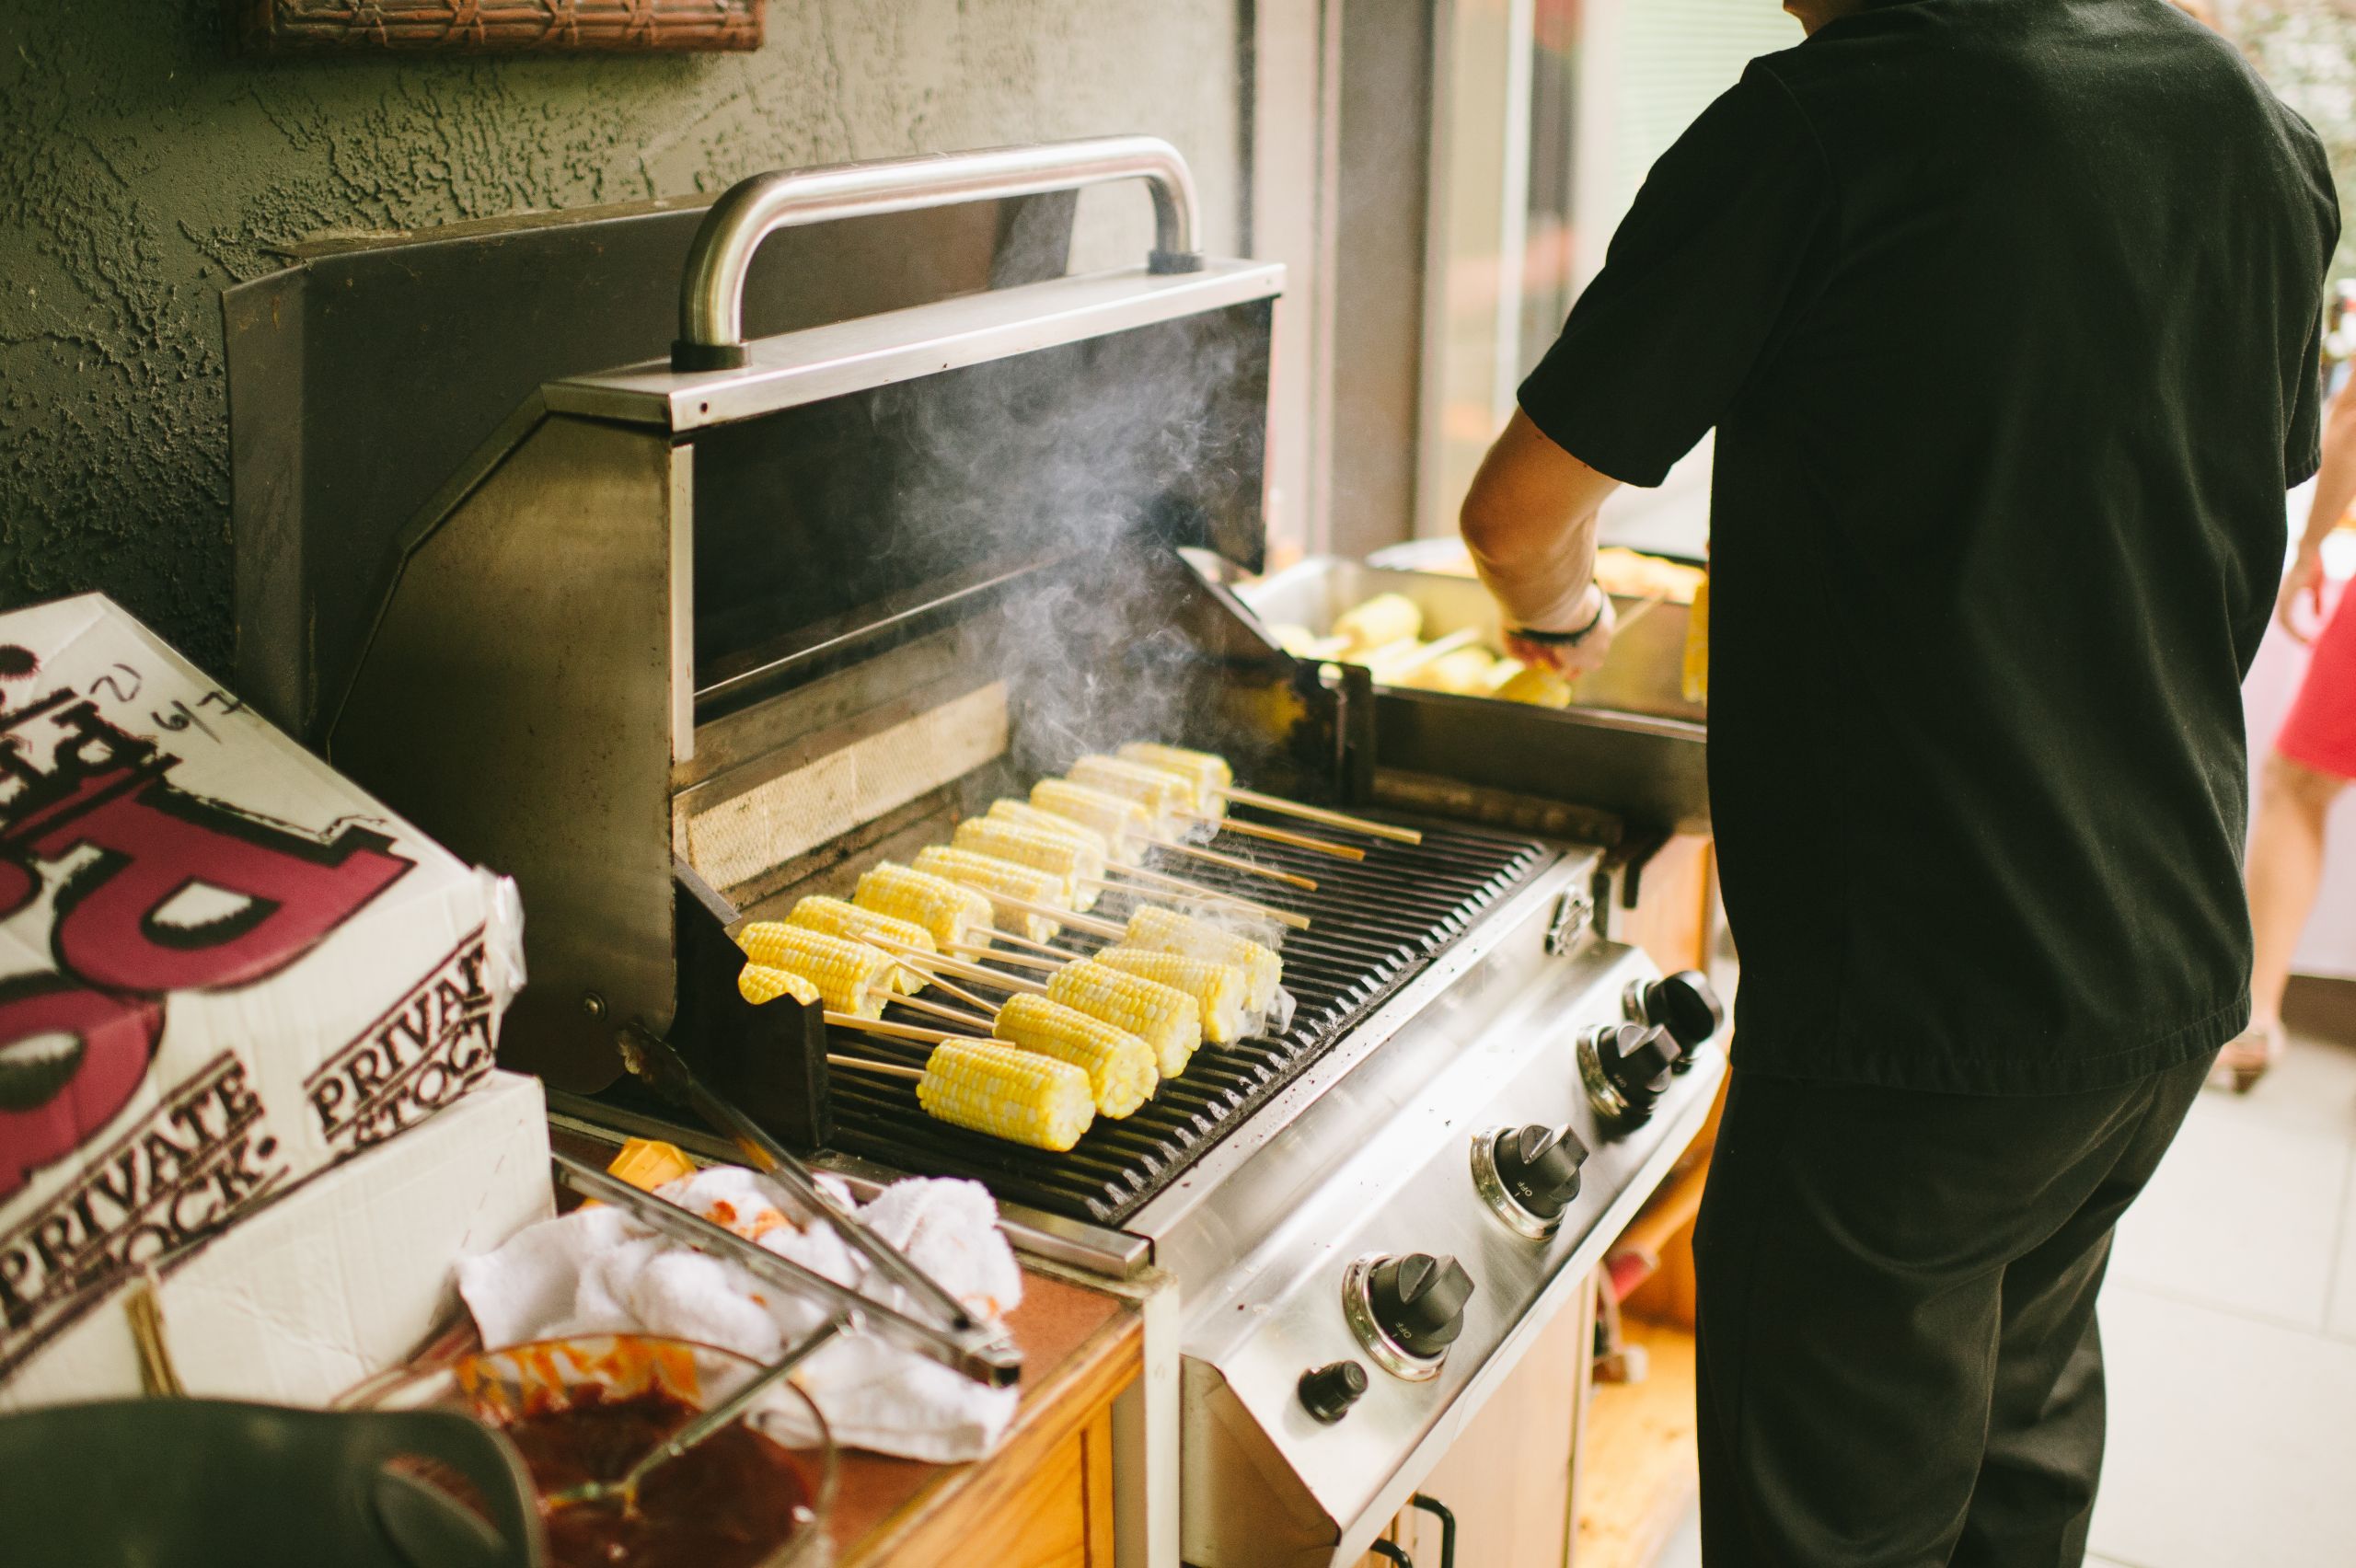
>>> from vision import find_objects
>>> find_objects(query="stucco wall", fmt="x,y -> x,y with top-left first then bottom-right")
0,1 -> 1241,673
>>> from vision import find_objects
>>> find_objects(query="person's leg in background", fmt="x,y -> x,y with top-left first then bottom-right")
1694,1055 -> 2212,1568
2219,752 -> 2348,1089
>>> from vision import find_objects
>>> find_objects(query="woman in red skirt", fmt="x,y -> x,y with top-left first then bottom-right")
2220,376 -> 2356,1090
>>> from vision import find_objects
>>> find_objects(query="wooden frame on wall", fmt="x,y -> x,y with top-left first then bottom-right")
227,0 -> 765,54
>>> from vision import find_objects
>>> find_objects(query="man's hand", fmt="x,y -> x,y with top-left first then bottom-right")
2279,545 -> 2327,643
1505,585 -> 1618,680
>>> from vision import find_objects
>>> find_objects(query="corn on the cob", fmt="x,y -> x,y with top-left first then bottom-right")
1124,905 -> 1281,1009
1030,779 -> 1152,865
1070,755 -> 1195,829
737,963 -> 821,1008
1046,957 -> 1201,1077
1494,665 -> 1574,709
988,798 -> 1114,860
1333,593 -> 1423,653
916,1040 -> 1097,1151
1116,743 -> 1231,822
788,895 -> 935,993
993,993 -> 1156,1117
952,817 -> 1103,910
855,863 -> 995,949
912,846 -> 1069,942
1094,947 -> 1252,1043
733,924 -> 892,1019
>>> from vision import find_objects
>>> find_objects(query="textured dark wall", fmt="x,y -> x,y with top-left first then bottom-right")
0,1 -> 1240,673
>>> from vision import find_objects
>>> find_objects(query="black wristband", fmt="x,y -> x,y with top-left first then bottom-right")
1509,590 -> 1607,648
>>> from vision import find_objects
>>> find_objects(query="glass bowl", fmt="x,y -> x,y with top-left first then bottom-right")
359,1332 -> 836,1568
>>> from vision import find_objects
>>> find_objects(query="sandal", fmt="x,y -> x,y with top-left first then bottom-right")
2209,1020 -> 2284,1094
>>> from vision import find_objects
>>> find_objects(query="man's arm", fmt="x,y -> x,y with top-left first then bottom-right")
2282,374 -> 2356,642
1461,410 -> 1626,674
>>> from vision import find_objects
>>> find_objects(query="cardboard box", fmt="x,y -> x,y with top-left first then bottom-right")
0,1069 -> 551,1411
0,594 -> 525,1386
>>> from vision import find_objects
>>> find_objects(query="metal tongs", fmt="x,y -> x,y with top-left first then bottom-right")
550,1029 -> 1022,1390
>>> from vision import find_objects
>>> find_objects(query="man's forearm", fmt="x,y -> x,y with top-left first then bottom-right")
1458,409 -> 1624,632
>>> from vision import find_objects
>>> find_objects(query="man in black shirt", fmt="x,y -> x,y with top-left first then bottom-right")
1461,0 -> 2338,1562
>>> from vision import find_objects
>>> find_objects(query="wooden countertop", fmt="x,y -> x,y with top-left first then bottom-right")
833,1266 -> 1141,1565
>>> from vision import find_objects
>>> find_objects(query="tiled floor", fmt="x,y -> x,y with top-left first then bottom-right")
1652,1028 -> 2356,1568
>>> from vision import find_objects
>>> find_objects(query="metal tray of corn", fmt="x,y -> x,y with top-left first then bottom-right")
1235,555 -> 1709,834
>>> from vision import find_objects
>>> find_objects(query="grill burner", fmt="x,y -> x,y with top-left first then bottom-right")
824,809 -> 1553,1224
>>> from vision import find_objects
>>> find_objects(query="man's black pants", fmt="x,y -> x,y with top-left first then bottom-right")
1692,1053 -> 2212,1567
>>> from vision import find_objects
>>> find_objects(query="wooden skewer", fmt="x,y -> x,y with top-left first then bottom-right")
918,970 -> 1001,1017
1182,813 -> 1365,861
827,1053 -> 924,1081
987,892 -> 1125,941
946,942 -> 1060,973
1216,786 -> 1422,846
981,926 -> 1069,959
825,1011 -> 968,1046
893,992 -> 999,1030
865,940 -> 1050,997
1149,836 -> 1319,892
1094,865 -> 1312,931
1368,626 -> 1483,683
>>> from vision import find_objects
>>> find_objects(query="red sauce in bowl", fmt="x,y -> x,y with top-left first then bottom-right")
503,1387 -> 814,1568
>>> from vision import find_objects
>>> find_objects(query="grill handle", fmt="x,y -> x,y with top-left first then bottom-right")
672,134 -> 1205,371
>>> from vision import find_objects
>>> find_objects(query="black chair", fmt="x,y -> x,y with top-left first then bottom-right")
0,1399 -> 543,1568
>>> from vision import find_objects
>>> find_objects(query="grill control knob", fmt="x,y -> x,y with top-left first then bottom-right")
1472,1124 -> 1588,1239
1369,1253 -> 1476,1359
1578,1021 -> 1680,1125
1496,1124 -> 1587,1216
1298,1360 -> 1369,1424
1625,970 -> 1725,1070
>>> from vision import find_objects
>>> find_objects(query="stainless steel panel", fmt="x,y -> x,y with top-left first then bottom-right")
546,261 -> 1285,433
330,415 -> 685,1091
1238,557 -> 1709,830
1175,923 -> 1725,1565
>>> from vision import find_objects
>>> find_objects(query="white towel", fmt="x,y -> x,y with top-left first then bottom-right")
456,1166 -> 1022,1461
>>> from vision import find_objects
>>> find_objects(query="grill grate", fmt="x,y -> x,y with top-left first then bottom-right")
824,810 -> 1554,1225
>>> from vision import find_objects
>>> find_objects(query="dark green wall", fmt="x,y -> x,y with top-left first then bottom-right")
0,1 -> 1240,672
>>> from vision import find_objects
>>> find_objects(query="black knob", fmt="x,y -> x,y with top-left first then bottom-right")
1298,1360 -> 1369,1424
1630,971 -> 1724,1062
1493,1124 -> 1587,1218
1369,1253 -> 1476,1358
1591,1022 -> 1679,1119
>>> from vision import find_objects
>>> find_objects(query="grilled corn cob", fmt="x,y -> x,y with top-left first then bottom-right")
1494,665 -> 1574,709
1094,947 -> 1252,1043
915,1040 -> 1097,1151
952,817 -> 1103,910
1046,957 -> 1201,1077
788,895 -> 935,993
993,993 -> 1157,1117
1124,905 -> 1281,1009
1069,755 -> 1195,832
736,963 -> 821,1008
1030,779 -> 1153,865
911,845 -> 1070,942
733,924 -> 893,1019
1116,743 -> 1230,822
854,863 -> 995,949
1333,593 -> 1423,653
987,798 -> 1114,860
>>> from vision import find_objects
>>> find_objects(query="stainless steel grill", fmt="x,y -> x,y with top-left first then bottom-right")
824,813 -> 1552,1223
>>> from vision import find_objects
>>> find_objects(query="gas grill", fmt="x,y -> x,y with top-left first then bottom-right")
267,138 -> 1727,1568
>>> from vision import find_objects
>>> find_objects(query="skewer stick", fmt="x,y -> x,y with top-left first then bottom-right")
946,942 -> 1060,973
827,1053 -> 924,1082
865,941 -> 1048,997
1093,865 -> 1312,930
1368,627 -> 1483,682
894,993 -> 999,1030
1181,813 -> 1365,861
981,926 -> 1069,959
987,892 -> 1124,941
1149,836 -> 1319,892
825,1012 -> 964,1046
1215,787 -> 1422,846
918,970 -> 1002,1018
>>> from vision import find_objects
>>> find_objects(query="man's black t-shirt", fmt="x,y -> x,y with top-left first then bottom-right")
1519,0 -> 2339,1093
